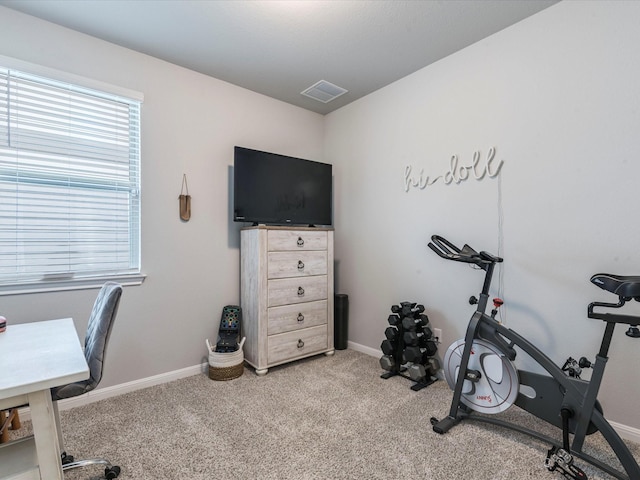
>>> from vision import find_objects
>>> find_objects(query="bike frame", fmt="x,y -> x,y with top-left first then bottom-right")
429,236 -> 640,480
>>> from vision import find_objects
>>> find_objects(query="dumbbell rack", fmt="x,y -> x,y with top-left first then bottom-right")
380,301 -> 439,391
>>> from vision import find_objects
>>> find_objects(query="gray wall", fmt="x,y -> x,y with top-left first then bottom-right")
2,0 -> 640,433
326,0 -> 640,428
0,6 -> 324,387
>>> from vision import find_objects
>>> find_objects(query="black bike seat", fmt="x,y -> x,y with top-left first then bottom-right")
590,273 -> 640,298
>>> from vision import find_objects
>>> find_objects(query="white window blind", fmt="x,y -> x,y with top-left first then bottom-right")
0,67 -> 141,288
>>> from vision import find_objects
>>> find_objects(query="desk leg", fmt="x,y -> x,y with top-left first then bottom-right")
28,389 -> 63,480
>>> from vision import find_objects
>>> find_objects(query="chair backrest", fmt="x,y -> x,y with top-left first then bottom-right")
51,282 -> 122,400
84,281 -> 122,388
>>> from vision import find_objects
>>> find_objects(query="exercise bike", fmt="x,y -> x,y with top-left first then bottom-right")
427,235 -> 640,480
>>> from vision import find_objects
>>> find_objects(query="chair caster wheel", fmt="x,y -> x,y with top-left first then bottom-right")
105,465 -> 121,479
60,451 -> 74,465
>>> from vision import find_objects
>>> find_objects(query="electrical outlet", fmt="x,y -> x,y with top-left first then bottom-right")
433,328 -> 443,346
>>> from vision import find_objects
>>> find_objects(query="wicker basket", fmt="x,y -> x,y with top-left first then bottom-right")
206,338 -> 245,381
208,362 -> 244,381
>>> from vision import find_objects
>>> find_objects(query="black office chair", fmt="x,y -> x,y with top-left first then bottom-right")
52,281 -> 123,479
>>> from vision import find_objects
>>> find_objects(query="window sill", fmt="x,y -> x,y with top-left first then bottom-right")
0,273 -> 146,296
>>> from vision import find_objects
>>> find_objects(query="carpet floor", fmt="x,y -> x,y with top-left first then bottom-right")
8,349 -> 640,479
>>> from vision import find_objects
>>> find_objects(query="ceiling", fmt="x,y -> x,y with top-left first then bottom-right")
0,0 -> 558,115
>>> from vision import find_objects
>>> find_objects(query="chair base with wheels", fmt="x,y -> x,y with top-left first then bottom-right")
61,448 -> 121,479
54,397 -> 121,479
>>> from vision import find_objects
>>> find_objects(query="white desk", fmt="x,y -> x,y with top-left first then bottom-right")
0,318 -> 89,480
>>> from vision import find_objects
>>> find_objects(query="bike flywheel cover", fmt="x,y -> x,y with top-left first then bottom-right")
443,338 -> 519,414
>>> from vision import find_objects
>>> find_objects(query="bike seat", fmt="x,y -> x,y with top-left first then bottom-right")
590,273 -> 640,298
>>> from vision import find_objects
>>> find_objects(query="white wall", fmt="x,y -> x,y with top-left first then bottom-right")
3,0 -> 640,432
0,7 -> 324,388
326,0 -> 640,428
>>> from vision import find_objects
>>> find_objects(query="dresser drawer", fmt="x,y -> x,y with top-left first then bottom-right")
268,300 -> 328,335
268,325 -> 328,365
268,251 -> 327,279
268,230 -> 327,252
267,276 -> 327,307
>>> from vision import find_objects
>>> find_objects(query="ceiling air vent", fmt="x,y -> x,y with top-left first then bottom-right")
301,80 -> 348,103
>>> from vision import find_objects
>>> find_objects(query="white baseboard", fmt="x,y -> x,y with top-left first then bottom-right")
16,344 -> 640,446
610,420 -> 640,445
19,362 -> 206,420
347,340 -> 380,358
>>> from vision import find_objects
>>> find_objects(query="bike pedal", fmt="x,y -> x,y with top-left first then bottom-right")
545,447 -> 588,480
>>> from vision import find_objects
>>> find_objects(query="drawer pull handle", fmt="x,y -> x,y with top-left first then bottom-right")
297,260 -> 305,270
297,313 -> 305,322
297,286 -> 305,296
297,339 -> 305,348
297,236 -> 304,247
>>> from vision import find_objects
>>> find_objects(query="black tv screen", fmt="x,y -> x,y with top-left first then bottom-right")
233,146 -> 333,226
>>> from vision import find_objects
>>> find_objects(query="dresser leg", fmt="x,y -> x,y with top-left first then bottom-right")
255,368 -> 269,376
325,350 -> 335,356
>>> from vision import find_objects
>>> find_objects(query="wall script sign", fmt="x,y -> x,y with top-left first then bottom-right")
404,147 -> 504,192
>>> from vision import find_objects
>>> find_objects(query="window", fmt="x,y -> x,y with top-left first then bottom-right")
0,65 -> 143,293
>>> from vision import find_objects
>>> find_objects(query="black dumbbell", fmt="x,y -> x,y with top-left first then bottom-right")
400,302 -> 425,316
407,357 -> 441,382
403,327 -> 433,346
391,301 -> 419,318
402,314 -> 429,330
385,327 -> 399,342
380,355 -> 396,371
404,342 -> 437,363
426,356 -> 441,375
381,339 -> 397,356
407,363 -> 427,382
404,346 -> 424,363
387,314 -> 401,326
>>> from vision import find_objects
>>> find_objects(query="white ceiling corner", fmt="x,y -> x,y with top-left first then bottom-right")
0,0 -> 559,115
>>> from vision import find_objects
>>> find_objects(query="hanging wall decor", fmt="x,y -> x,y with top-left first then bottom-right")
179,174 -> 191,221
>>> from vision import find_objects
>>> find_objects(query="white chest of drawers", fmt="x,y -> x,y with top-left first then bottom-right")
241,226 -> 334,375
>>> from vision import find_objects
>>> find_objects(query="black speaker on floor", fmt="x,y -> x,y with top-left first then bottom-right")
334,294 -> 349,350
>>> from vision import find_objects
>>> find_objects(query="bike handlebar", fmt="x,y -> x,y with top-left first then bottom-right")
428,235 -> 503,265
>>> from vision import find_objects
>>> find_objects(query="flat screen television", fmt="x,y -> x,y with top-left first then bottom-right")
233,146 -> 332,226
